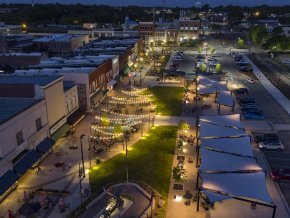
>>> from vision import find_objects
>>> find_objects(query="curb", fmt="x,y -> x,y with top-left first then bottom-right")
261,151 -> 290,216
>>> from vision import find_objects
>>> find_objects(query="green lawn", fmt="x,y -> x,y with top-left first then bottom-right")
146,86 -> 184,116
89,126 -> 177,197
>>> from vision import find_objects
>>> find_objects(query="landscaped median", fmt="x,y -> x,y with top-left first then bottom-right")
145,86 -> 184,116
89,126 -> 177,216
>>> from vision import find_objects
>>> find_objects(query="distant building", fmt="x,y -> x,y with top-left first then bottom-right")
33,34 -> 89,53
178,18 -> 200,42
0,52 -> 44,67
0,34 -> 34,52
83,23 -> 97,30
0,23 -> 22,35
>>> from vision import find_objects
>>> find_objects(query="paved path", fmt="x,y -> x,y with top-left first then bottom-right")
243,55 -> 290,115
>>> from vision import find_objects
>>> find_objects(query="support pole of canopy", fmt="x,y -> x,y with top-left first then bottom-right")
196,170 -> 199,190
196,189 -> 200,212
272,205 -> 276,218
196,137 -> 200,167
218,103 -> 221,115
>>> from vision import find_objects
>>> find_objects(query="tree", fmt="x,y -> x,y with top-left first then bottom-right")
199,63 -> 207,73
197,47 -> 202,54
249,26 -> 268,45
101,113 -> 110,126
210,47 -> 215,55
215,63 -> 222,73
177,120 -> 190,131
172,166 -> 187,183
272,26 -> 283,36
236,38 -> 246,48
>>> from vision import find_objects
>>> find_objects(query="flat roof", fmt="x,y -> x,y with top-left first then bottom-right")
15,67 -> 95,75
33,34 -> 84,42
0,75 -> 62,86
0,98 -> 41,124
63,81 -> 76,91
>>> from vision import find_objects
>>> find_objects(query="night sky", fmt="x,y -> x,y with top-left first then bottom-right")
1,0 -> 290,7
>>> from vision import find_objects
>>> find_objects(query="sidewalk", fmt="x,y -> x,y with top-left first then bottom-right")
244,55 -> 290,115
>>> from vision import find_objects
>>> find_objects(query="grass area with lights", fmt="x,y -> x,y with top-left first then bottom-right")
89,126 -> 177,197
145,86 -> 184,116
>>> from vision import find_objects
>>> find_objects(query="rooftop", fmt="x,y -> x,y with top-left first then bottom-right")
0,98 -> 41,124
0,75 -> 62,86
15,67 -> 95,75
63,81 -> 76,91
33,34 -> 84,43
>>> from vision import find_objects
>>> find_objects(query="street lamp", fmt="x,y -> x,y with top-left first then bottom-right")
80,134 -> 86,177
123,130 -> 130,183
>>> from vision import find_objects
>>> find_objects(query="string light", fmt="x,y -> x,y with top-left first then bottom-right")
111,96 -> 151,101
108,99 -> 152,105
101,109 -> 148,118
93,128 -> 123,136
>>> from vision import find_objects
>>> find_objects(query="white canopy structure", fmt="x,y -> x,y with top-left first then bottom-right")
216,90 -> 234,107
200,172 -> 273,204
199,121 -> 246,139
199,148 -> 262,172
198,85 -> 217,95
200,114 -> 243,129
201,136 -> 253,157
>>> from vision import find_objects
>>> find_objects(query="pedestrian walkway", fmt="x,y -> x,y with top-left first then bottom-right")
244,55 -> 290,115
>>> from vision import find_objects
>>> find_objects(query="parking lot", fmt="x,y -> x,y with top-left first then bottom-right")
220,54 -> 290,123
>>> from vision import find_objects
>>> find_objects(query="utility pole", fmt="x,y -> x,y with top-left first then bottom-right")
79,162 -> 83,207
80,134 -> 86,177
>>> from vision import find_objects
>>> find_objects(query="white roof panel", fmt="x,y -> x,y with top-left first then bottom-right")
201,136 -> 253,157
200,121 -> 246,139
199,148 -> 262,172
200,114 -> 243,129
200,172 -> 273,204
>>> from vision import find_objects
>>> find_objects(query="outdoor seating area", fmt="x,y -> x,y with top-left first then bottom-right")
195,114 -> 277,217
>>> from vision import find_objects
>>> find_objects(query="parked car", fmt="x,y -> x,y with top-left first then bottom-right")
234,88 -> 249,95
254,134 -> 279,143
258,140 -> 284,151
239,98 -> 255,104
242,108 -> 262,114
244,112 -> 264,120
240,66 -> 253,72
271,168 -> 290,182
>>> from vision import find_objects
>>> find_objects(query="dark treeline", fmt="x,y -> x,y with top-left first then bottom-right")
0,3 -> 289,25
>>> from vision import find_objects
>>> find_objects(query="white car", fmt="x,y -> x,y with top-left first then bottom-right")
258,140 -> 284,151
246,78 -> 255,84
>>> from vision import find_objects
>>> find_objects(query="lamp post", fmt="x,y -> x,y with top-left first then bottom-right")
80,134 -> 86,177
124,130 -> 130,183
78,162 -> 83,207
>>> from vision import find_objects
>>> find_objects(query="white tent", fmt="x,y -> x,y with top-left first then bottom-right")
199,148 -> 262,172
200,114 -> 243,129
200,172 -> 273,204
201,136 -> 253,157
199,121 -> 246,139
216,91 -> 234,107
198,85 -> 216,95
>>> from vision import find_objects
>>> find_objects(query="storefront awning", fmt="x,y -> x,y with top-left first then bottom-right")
36,138 -> 55,155
14,150 -> 41,176
50,123 -> 71,141
0,170 -> 19,196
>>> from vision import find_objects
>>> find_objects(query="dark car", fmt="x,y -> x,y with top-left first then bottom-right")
234,88 -> 249,95
239,98 -> 255,104
240,66 -> 253,72
242,108 -> 262,114
254,134 -> 279,143
271,168 -> 290,182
